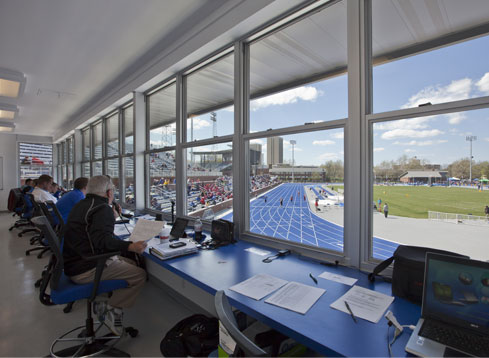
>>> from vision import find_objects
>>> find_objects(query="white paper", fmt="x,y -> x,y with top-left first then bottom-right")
244,247 -> 271,256
318,271 -> 358,286
330,285 -> 394,323
136,214 -> 156,221
229,274 -> 288,301
146,238 -> 198,260
129,219 -> 164,242
265,282 -> 325,314
114,223 -> 134,237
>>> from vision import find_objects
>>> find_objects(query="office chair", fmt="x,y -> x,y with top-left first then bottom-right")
8,188 -> 31,230
18,193 -> 41,238
32,216 -> 138,357
214,290 -> 267,357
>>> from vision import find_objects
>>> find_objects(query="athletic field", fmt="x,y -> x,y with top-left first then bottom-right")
373,185 -> 489,218
223,183 -> 397,260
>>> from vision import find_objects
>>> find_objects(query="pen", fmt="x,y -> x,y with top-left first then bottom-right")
309,273 -> 318,284
344,301 -> 357,323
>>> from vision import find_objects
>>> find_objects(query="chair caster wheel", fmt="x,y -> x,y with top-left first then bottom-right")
9,227 -> 13,231
34,279 -> 42,288
126,327 -> 138,338
25,251 -> 30,256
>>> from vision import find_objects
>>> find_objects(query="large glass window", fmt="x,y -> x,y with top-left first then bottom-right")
186,142 -> 233,220
186,53 -> 234,141
106,159 -> 120,201
82,162 -> 90,178
93,122 -> 103,160
123,105 -> 134,154
147,83 -> 176,150
19,142 -> 53,184
372,109 -> 489,261
249,1 -> 347,132
247,130 -> 344,252
123,157 -> 134,206
92,161 -> 103,176
82,129 -> 90,161
372,0 -> 489,113
148,151 -> 176,213
106,113 -> 119,157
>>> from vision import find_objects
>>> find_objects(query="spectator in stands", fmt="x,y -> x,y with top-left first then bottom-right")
63,175 -> 147,335
383,203 -> 389,218
32,175 -> 58,203
56,177 -> 89,223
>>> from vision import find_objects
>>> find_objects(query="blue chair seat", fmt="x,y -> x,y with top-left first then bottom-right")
50,273 -> 128,305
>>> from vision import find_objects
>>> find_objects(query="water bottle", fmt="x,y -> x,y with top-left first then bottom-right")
194,218 -> 203,242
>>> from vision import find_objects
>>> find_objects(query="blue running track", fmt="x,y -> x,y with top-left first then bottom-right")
222,183 -> 398,260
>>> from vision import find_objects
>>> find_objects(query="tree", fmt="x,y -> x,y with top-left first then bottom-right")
448,158 -> 470,179
321,160 -> 344,181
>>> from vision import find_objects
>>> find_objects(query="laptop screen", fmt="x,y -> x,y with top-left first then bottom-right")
423,253 -> 489,335
170,217 -> 189,238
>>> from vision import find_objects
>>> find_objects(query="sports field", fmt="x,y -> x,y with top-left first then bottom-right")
222,183 -> 397,260
373,185 -> 489,218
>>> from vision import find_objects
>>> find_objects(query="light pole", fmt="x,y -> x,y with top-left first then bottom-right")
466,135 -> 477,183
290,140 -> 296,183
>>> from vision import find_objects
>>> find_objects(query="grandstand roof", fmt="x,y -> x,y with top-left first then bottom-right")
400,170 -> 444,179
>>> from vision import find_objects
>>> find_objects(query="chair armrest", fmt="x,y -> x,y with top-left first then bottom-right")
82,251 -> 121,302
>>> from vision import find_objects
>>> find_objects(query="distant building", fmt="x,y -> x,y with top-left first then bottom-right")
269,166 -> 326,182
399,170 -> 448,184
250,143 -> 262,166
267,136 -> 283,166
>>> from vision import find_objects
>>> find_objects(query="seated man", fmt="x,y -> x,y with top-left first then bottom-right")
56,177 -> 88,223
50,182 -> 62,199
63,175 -> 147,335
21,178 -> 34,192
32,175 -> 58,203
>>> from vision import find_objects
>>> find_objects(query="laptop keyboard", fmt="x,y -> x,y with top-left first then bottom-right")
419,320 -> 489,357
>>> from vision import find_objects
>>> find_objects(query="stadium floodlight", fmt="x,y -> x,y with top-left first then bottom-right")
466,136 -> 477,183
290,140 -> 296,183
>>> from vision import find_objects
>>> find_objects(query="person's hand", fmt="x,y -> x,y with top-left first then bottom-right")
128,241 -> 147,254
113,201 -> 122,215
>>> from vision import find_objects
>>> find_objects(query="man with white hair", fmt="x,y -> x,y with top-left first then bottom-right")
63,175 -> 146,335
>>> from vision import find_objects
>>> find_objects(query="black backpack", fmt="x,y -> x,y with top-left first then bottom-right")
368,245 -> 467,304
160,314 -> 219,357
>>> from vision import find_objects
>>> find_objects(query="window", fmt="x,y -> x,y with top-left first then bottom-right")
147,83 -> 176,150
93,121 -> 103,160
106,112 -> 119,157
93,161 -> 103,176
186,142 -> 233,220
82,129 -> 90,161
123,105 -> 134,154
106,158 -> 120,201
122,103 -> 135,207
148,150 -> 176,213
372,0 -> 489,113
249,1 -> 347,132
19,142 -> 53,184
82,162 -> 90,178
247,130 -> 344,252
186,53 -> 234,141
123,156 -> 134,205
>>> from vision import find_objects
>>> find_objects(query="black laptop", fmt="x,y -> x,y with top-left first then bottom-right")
405,253 -> 489,357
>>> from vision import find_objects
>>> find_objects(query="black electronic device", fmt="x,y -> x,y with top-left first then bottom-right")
115,219 -> 130,224
169,217 -> 189,241
169,242 -> 187,249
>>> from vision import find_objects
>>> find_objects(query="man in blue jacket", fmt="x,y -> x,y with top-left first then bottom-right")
56,177 -> 88,223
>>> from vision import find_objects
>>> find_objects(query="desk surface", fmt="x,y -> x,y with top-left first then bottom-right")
144,240 -> 420,356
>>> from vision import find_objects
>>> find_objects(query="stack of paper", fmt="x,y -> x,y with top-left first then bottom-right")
129,219 -> 164,242
147,238 -> 198,260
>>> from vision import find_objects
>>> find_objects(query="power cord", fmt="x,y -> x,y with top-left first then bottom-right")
262,249 -> 291,263
385,310 -> 415,357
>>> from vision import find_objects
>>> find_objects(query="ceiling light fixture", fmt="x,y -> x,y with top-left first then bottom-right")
0,121 -> 15,132
0,103 -> 18,120
0,68 -> 26,99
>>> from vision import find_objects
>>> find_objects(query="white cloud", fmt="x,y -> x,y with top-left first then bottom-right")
449,128 -> 459,134
381,129 -> 443,140
250,86 -> 322,111
331,132 -> 344,139
312,140 -> 335,146
319,152 -> 339,161
402,78 -> 472,109
250,139 -> 264,145
393,139 -> 448,146
373,147 -> 384,152
404,149 -> 415,153
189,117 -> 211,130
446,113 -> 466,125
485,137 -> 489,142
476,72 -> 489,94
375,117 -> 430,131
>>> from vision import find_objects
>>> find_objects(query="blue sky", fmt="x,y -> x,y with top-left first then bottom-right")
160,34 -> 489,167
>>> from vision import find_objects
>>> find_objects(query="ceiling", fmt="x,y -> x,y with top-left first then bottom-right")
0,0 -> 286,138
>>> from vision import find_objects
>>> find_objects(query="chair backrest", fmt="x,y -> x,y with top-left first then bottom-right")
46,200 -> 64,232
214,290 -> 267,357
31,216 -> 64,290
7,188 -> 24,212
27,193 -> 43,217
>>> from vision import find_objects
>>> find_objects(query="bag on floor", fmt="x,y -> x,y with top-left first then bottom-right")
160,314 -> 219,357
368,245 -> 468,304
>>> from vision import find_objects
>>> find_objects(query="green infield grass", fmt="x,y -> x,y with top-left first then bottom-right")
373,185 -> 489,218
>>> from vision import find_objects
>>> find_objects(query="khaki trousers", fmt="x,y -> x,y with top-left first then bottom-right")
70,256 -> 146,308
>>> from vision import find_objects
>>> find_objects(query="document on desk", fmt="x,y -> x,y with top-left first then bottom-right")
330,285 -> 394,323
114,223 -> 134,237
318,271 -> 357,286
229,274 -> 288,301
129,219 -> 164,242
265,282 -> 325,315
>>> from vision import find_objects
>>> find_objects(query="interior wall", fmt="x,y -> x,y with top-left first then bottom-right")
0,133 -> 52,211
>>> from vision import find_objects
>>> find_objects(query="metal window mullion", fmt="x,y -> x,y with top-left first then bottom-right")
181,135 -> 234,149
175,74 -> 185,218
242,119 -> 347,141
